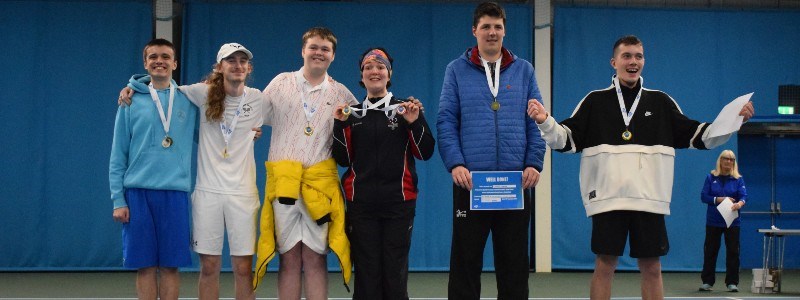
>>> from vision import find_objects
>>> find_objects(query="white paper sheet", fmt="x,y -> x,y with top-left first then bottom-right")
706,92 -> 753,138
716,197 -> 739,228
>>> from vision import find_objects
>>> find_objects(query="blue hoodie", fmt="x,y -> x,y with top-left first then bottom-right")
109,74 -> 198,209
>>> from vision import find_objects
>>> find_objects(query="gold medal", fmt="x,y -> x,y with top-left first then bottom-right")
222,147 -> 230,159
622,130 -> 632,141
304,126 -> 314,136
162,136 -> 173,148
491,101 -> 500,111
342,106 -> 352,116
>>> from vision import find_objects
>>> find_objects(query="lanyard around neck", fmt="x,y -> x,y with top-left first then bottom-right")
297,73 -> 329,125
147,82 -> 175,136
613,75 -> 643,128
480,55 -> 501,100
219,89 -> 248,147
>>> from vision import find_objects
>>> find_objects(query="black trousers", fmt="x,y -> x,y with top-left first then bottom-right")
448,184 -> 531,300
701,225 -> 740,286
347,201 -> 416,300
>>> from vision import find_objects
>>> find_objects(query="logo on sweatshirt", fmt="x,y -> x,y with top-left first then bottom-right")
589,190 -> 596,200
645,111 -> 653,117
456,209 -> 467,218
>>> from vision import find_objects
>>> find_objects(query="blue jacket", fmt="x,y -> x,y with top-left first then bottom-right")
437,46 -> 545,172
701,173 -> 747,227
109,75 -> 198,209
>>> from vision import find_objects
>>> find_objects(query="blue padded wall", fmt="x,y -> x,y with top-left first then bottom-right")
0,0 -> 152,270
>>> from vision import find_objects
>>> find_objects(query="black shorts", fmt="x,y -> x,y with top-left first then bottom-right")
591,210 -> 669,258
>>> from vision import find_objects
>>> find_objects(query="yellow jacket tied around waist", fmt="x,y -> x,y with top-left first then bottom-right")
253,159 -> 351,291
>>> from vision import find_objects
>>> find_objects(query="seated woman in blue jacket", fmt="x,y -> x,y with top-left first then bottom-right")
331,47 -> 435,300
699,149 -> 747,292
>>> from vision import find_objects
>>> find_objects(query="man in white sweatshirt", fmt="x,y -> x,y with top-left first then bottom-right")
528,35 -> 754,300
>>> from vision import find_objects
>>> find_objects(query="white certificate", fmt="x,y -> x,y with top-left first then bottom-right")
706,92 -> 752,138
716,197 -> 739,228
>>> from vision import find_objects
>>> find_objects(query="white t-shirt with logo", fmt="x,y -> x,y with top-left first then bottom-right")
180,83 -> 264,195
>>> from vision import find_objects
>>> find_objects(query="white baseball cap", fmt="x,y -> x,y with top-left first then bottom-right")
216,43 -> 253,63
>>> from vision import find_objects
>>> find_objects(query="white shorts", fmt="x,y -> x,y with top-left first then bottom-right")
191,190 -> 260,256
272,196 -> 329,255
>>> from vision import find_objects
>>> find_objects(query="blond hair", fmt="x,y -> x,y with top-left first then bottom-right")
711,149 -> 741,179
204,69 -> 226,122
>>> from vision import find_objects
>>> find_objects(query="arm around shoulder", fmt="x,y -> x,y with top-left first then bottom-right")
177,82 -> 208,107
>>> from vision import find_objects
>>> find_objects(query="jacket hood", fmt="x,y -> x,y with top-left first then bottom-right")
127,74 -> 178,93
461,46 -> 516,70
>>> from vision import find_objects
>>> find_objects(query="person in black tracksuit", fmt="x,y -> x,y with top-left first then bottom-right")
331,47 -> 435,300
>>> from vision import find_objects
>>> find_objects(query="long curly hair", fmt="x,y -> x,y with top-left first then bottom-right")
204,67 -> 226,122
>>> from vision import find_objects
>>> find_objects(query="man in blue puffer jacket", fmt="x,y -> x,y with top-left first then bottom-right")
436,2 -> 545,299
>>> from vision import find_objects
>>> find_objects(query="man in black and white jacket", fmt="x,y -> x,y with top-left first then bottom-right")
527,35 -> 755,300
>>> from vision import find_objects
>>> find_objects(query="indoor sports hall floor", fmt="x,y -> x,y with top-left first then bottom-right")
1,270 -> 798,299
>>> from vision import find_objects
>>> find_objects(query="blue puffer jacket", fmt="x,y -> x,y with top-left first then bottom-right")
437,46 -> 545,172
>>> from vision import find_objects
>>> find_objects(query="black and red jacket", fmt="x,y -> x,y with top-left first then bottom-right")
332,96 -> 435,203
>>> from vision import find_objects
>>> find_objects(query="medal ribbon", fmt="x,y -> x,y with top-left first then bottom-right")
297,73 -> 329,127
349,92 -> 401,119
147,82 -> 175,136
613,75 -> 643,128
219,90 -> 248,149
480,56 -> 501,101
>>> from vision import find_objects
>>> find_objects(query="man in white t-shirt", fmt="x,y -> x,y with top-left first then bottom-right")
180,43 -> 263,300
253,27 -> 357,299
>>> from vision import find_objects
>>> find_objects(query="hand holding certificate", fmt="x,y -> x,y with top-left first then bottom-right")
470,171 -> 523,210
716,197 -> 739,228
706,92 -> 753,138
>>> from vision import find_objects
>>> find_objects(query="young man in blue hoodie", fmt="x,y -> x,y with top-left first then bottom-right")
437,2 -> 545,299
109,38 -> 197,300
